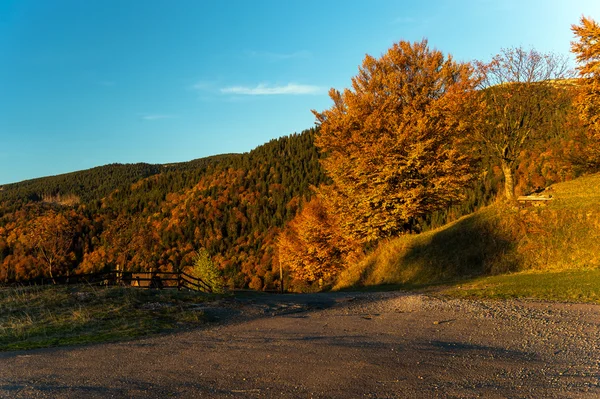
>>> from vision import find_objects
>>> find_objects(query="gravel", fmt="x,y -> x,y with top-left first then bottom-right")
1,291 -> 599,398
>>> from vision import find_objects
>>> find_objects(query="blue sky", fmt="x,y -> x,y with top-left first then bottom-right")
1,0 -> 599,184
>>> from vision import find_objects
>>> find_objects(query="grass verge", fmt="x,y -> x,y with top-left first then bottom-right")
438,269 -> 600,303
0,285 -> 217,351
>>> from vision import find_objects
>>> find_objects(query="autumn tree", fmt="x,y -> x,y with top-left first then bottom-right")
278,197 -> 356,285
474,47 -> 573,200
312,39 -> 478,244
25,210 -> 75,282
571,16 -> 600,171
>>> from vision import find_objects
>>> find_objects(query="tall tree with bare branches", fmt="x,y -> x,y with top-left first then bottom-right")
474,47 -> 573,200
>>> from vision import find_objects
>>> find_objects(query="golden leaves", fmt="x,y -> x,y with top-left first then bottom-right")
571,16 -> 600,171
278,197 -> 354,284
572,16 -> 600,79
314,39 -> 477,244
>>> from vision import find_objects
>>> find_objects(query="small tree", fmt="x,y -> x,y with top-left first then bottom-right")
191,248 -> 224,293
277,197 -> 356,285
571,16 -> 600,171
474,47 -> 573,200
25,211 -> 75,283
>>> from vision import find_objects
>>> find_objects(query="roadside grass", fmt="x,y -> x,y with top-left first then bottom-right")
439,269 -> 600,303
0,285 -> 217,351
336,268 -> 600,304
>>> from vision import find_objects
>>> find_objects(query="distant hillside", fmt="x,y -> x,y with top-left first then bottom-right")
334,173 -> 600,290
0,128 -> 327,289
0,154 -> 239,212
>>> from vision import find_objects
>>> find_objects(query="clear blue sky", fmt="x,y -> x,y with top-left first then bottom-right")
1,0 -> 599,184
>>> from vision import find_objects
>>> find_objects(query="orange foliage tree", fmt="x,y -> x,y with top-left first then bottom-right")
313,39 -> 478,244
277,197 -> 356,285
571,16 -> 600,171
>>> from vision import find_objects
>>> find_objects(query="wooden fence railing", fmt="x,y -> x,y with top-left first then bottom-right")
1,270 -> 213,293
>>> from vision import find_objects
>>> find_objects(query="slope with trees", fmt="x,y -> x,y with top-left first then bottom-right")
279,34 -> 594,287
278,40 -> 480,285
0,129 -> 327,289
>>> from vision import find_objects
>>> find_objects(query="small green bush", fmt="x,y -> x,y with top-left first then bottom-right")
192,249 -> 225,293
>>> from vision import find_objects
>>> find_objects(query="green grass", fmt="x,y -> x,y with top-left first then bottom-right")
440,269 -> 600,303
0,285 -> 218,351
547,173 -> 600,210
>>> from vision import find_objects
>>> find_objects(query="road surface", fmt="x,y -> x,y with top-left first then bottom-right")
1,291 -> 599,398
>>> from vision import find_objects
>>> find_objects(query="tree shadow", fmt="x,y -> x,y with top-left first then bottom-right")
340,209 -> 521,291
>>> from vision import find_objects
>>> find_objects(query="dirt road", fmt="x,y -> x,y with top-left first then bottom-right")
1,291 -> 599,398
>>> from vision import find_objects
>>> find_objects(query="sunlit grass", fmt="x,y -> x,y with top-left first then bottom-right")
547,173 -> 600,210
334,206 -> 514,289
0,285 -> 216,351
440,269 -> 600,303
334,173 -> 600,302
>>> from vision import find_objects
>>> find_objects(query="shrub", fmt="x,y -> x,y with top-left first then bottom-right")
191,249 -> 225,294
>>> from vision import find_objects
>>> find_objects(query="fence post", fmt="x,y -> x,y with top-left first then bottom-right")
279,259 -> 284,294
116,264 -> 122,285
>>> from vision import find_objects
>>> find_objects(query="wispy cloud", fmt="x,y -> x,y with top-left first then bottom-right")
220,83 -> 322,95
140,114 -> 176,121
245,50 -> 312,61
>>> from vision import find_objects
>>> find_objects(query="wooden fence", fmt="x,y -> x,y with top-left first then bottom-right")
2,270 -> 213,293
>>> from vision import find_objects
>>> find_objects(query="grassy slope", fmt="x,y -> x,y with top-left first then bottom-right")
334,173 -> 600,301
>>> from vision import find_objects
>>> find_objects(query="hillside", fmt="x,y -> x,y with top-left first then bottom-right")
0,155 -> 239,211
0,128 -> 327,289
0,123 -> 591,291
334,173 -> 600,290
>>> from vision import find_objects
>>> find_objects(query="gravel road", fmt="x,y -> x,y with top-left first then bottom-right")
1,291 -> 599,398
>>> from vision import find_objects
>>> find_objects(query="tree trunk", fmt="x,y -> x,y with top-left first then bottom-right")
48,262 -> 56,284
501,160 -> 515,201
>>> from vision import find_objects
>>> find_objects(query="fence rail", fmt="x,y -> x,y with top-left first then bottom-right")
1,270 -> 213,293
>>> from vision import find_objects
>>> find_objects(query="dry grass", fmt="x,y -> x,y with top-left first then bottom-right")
548,173 -> 600,210
0,285 -> 215,351
334,173 -> 600,300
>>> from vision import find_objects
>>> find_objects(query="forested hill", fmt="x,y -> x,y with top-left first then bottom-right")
0,128 -> 327,289
0,154 -> 238,211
